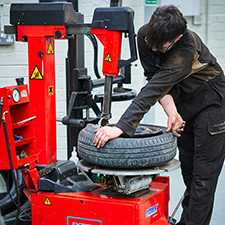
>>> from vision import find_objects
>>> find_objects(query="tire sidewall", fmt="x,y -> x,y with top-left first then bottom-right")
78,124 -> 177,168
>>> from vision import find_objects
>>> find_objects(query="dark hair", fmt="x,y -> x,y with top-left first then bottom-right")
146,5 -> 187,49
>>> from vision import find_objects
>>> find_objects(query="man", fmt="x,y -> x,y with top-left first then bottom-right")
94,5 -> 225,225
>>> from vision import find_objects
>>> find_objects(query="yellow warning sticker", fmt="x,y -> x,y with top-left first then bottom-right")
30,66 -> 44,80
47,42 -> 54,54
104,53 -> 112,62
48,86 -> 54,96
44,197 -> 52,205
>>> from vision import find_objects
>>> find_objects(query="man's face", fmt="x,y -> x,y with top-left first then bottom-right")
151,34 -> 183,53
152,38 -> 177,53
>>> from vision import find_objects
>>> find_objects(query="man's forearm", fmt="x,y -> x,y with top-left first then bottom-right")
159,94 -> 177,116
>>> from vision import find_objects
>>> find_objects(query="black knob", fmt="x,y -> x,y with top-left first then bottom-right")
16,77 -> 24,86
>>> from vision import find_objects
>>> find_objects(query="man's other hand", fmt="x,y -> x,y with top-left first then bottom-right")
166,112 -> 186,137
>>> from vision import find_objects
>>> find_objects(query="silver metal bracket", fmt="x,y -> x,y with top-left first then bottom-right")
78,159 -> 180,194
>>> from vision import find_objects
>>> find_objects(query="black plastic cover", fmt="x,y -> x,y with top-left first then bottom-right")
10,2 -> 78,26
40,0 -> 79,12
91,7 -> 134,31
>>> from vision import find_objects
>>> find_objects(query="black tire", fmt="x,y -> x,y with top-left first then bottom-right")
78,124 -> 177,169
0,170 -> 27,215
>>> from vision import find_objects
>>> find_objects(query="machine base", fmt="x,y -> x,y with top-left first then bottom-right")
31,176 -> 170,225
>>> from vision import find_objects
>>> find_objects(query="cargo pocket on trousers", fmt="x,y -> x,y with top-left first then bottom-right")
208,120 -> 225,135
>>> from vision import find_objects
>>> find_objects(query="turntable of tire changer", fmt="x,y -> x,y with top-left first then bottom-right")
78,158 -> 180,195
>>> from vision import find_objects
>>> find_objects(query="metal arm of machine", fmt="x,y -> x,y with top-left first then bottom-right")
90,7 -> 137,125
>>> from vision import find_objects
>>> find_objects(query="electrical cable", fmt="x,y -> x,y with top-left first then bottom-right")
2,170 -> 31,223
6,170 -> 31,222
4,209 -> 31,223
1,99 -> 30,223
2,111 -> 21,225
18,208 -> 31,222
86,34 -> 101,79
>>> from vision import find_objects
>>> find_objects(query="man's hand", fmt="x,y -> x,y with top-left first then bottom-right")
166,112 -> 186,137
94,126 -> 123,148
160,94 -> 185,137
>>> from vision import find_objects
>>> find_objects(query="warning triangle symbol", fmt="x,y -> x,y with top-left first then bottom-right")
44,197 -> 52,205
30,66 -> 44,80
47,42 -> 54,54
104,53 -> 112,62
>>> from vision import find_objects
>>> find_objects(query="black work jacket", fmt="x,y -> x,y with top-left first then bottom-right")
115,24 -> 225,137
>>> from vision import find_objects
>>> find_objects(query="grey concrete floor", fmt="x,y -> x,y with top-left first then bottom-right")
168,165 -> 225,225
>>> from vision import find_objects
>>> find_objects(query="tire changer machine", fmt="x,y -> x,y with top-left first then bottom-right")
0,1 -> 180,224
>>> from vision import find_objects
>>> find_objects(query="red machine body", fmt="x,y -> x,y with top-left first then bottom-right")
0,84 -> 38,170
31,177 -> 170,225
91,28 -> 122,76
0,84 -> 41,191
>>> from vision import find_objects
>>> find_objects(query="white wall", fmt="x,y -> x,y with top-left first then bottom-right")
0,0 -> 225,161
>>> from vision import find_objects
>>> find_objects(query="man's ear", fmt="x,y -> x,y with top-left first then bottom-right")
176,34 -> 183,42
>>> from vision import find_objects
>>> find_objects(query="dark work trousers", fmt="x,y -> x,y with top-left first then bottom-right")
178,103 -> 225,225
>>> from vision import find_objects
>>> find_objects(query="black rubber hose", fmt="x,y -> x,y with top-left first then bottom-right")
86,34 -> 101,79
2,113 -> 20,225
0,97 -> 3,126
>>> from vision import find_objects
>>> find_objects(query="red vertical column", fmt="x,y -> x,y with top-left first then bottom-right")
27,36 -> 57,165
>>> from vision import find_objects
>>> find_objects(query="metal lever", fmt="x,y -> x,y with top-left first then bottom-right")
62,92 -> 85,128
118,18 -> 137,69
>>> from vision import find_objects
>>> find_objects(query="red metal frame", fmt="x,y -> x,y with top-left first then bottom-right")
16,25 -> 67,165
31,177 -> 170,225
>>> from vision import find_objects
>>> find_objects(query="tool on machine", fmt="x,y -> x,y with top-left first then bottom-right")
0,1 -> 183,224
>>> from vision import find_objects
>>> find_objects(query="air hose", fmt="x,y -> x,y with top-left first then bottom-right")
2,111 -> 21,225
86,34 -> 101,79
